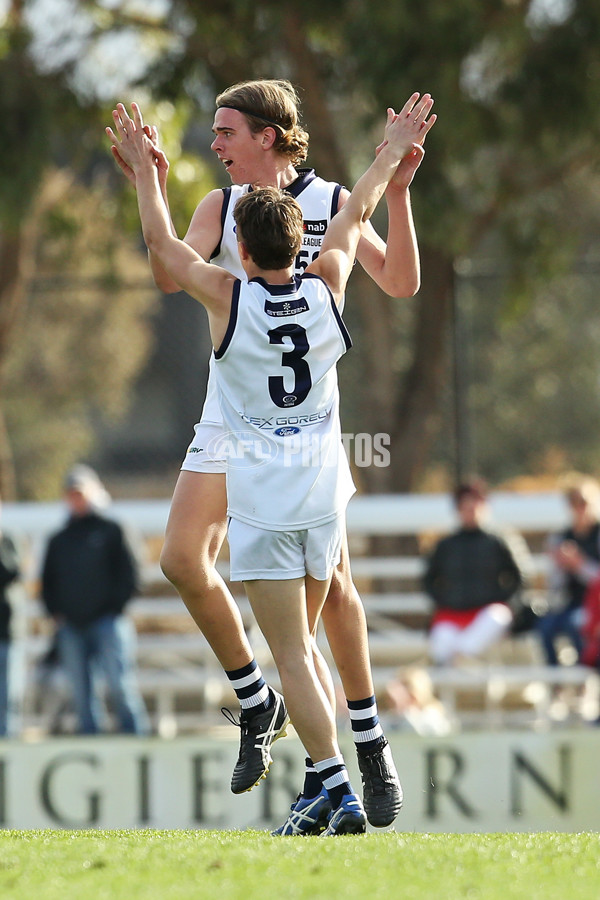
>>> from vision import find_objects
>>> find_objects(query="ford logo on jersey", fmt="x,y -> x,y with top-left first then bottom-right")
274,426 -> 300,437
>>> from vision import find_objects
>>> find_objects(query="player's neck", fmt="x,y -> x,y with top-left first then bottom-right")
251,160 -> 298,191
247,263 -> 295,285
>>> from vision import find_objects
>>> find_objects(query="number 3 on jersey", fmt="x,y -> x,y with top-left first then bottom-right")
268,324 -> 312,408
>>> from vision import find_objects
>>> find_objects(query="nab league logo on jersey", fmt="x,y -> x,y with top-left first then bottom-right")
205,431 -> 278,467
303,220 -> 327,236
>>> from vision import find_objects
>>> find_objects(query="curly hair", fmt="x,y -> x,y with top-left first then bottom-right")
233,187 -> 304,271
216,79 -> 309,166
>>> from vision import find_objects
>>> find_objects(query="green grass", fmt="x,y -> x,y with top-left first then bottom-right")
0,830 -> 598,900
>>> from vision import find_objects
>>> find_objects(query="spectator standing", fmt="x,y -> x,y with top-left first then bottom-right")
40,465 -> 149,735
0,495 -> 23,737
539,475 -> 600,666
423,480 -> 529,666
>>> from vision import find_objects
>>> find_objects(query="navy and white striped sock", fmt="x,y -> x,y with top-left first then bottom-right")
348,695 -> 385,756
313,755 -> 352,809
225,660 -> 271,714
302,757 -> 323,800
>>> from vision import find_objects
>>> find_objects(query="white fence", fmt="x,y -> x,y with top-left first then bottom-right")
5,491 -> 598,736
2,490 -> 573,540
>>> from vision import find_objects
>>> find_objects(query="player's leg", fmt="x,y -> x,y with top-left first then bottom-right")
160,470 -> 253,670
245,576 -> 365,836
161,469 -> 284,791
319,534 -> 403,828
245,577 -> 335,761
272,574 -> 340,836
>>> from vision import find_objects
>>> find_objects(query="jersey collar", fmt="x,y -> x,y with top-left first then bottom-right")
249,275 -> 302,295
248,168 -> 316,199
283,168 -> 316,198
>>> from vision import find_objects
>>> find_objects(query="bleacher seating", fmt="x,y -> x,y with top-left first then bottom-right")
5,492 -> 600,736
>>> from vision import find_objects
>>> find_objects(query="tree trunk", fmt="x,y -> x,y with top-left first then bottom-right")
388,245 -> 455,491
284,16 -> 455,494
0,228 -> 30,498
344,267 -> 399,493
0,170 -> 73,497
283,10 -> 351,185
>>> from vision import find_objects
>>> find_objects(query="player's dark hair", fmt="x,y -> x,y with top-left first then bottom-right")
216,79 -> 309,166
233,187 -> 303,271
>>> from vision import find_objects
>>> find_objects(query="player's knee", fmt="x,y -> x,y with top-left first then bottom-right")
160,540 -> 202,590
326,566 -> 355,608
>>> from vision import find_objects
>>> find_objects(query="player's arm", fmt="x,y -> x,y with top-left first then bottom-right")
124,106 -> 235,347
307,104 -> 428,303
349,93 -> 436,298
107,103 -> 225,295
143,190 -> 225,295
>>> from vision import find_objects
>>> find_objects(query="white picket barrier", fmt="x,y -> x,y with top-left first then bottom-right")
5,491 -> 596,736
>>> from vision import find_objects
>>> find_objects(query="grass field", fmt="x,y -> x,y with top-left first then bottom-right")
0,830 -> 598,900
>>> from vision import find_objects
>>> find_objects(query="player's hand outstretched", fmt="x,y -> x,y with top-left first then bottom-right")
106,102 -> 169,188
376,92 -> 436,191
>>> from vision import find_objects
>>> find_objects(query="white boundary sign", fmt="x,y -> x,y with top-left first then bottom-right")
1,730 -> 599,832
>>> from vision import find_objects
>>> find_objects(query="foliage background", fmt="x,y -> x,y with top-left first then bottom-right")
2,0 -> 600,499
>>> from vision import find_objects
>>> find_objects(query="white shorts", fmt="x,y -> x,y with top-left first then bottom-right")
228,515 -> 344,582
180,421 -> 227,474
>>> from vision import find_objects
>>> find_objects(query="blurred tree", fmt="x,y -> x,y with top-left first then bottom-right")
340,0 -> 600,488
4,0 -> 600,497
3,175 -> 157,499
0,0 -> 186,499
458,218 -> 600,482
138,0 -> 600,490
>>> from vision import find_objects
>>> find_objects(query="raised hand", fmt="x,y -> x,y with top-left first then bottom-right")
376,93 -> 436,190
106,102 -> 168,188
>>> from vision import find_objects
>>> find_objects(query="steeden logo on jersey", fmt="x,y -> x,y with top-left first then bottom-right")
264,298 -> 309,317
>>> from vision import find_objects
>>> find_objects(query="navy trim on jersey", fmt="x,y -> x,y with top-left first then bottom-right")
206,174 -> 338,262
214,279 -> 241,359
210,187 -> 232,261
285,168 -> 317,198
331,183 -> 343,218
302,273 -> 352,350
246,169 -> 316,198
329,294 -> 353,350
249,275 -> 302,295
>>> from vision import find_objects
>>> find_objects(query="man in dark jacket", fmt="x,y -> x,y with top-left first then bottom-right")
423,480 -> 529,666
41,465 -> 149,734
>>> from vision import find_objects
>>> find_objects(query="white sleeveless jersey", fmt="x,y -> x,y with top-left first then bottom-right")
200,169 -> 343,425
214,273 -> 355,530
